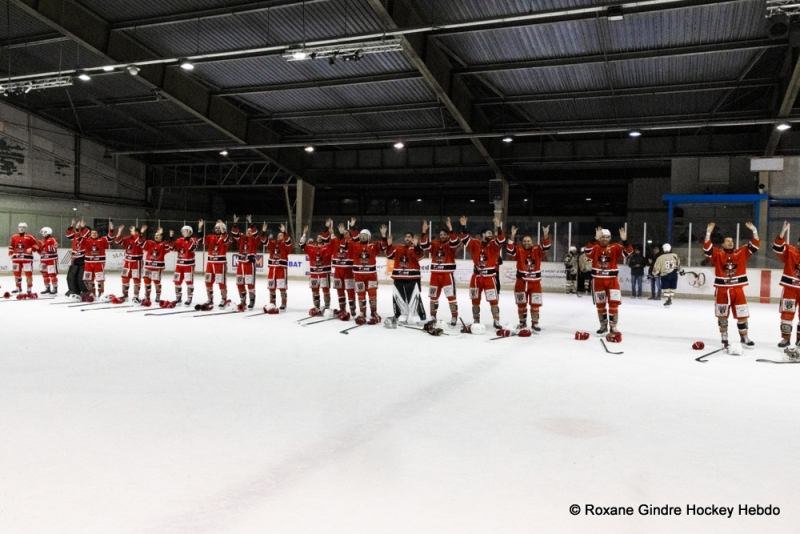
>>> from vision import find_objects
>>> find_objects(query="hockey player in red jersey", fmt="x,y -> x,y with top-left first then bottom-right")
507,225 -> 551,332
199,219 -> 231,308
230,215 -> 267,310
140,226 -> 174,304
37,227 -> 59,295
584,226 -> 632,338
459,215 -> 506,328
114,224 -> 145,302
343,222 -> 386,323
420,218 -> 460,327
300,224 -> 334,315
172,223 -> 199,306
773,221 -> 800,349
384,229 -> 426,325
8,222 -> 39,295
327,217 -> 358,318
65,219 -> 90,296
264,223 -> 293,311
79,223 -> 115,298
704,221 -> 760,348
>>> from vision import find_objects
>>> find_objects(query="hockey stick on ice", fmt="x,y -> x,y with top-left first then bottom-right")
756,359 -> 800,364
303,317 -> 339,326
695,347 -> 725,363
144,309 -> 198,316
340,323 -> 365,334
192,310 -> 241,318
600,339 -> 624,354
81,305 -> 134,312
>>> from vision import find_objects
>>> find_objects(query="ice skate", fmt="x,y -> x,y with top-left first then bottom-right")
778,338 -> 791,348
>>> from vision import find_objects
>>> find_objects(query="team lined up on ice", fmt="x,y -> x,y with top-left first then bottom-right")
7,217 -> 800,348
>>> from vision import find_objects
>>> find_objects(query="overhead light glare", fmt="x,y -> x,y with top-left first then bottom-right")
502,136 -> 513,143
523,198 -> 528,202
102,66 -> 115,72
470,199 -> 475,203
283,39 -> 402,62
304,146 -> 315,153
179,59 -> 194,70
394,142 -> 404,149
127,66 -> 140,76
77,71 -> 91,81
219,150 -> 228,156
777,123 -> 791,131
417,198 -> 422,202
292,51 -> 308,60
629,130 -> 642,137
586,198 -> 592,201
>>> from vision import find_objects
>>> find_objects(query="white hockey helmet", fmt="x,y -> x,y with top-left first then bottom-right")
600,229 -> 611,237
181,225 -> 193,236
662,243 -> 671,253
215,221 -> 227,232
18,222 -> 27,230
569,246 -> 577,252
359,228 -> 371,240
470,323 -> 486,335
40,226 -> 52,236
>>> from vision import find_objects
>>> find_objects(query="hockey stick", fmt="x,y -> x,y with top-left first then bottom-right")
600,339 -> 624,354
144,309 -> 198,316
303,317 -> 339,326
0,296 -> 56,303
81,305 -> 134,312
756,359 -> 800,364
695,347 -> 725,363
401,324 -> 455,336
340,323 -> 365,334
296,315 -> 319,324
68,301 -> 113,308
126,307 -> 159,313
244,311 -> 268,318
192,310 -> 241,318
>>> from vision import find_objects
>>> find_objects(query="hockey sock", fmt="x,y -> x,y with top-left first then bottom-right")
239,291 -> 247,304
144,284 -> 151,300
313,292 -> 320,310
598,312 -> 608,325
781,318 -> 793,339
358,295 -> 367,316
134,283 -> 141,298
122,282 -> 130,297
97,281 -> 104,296
490,304 -> 500,321
206,285 -> 214,302
248,290 -> 255,304
323,290 -> 330,309
187,284 -> 193,300
531,306 -> 540,326
270,291 -> 276,305
221,288 -> 228,302
608,313 -> 619,332
175,287 -> 183,302
472,304 -> 480,322
518,308 -> 527,326
280,290 -> 287,306
449,300 -> 458,317
369,299 -> 377,315
14,277 -> 21,290
25,275 -> 33,291
717,317 -> 728,334
430,299 -> 438,317
737,320 -> 748,338
154,283 -> 161,301
338,294 -> 346,311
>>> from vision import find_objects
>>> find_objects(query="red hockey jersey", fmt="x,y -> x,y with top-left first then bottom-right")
80,232 -> 114,264
460,231 -> 506,276
329,234 -> 354,269
38,236 -> 59,262
230,225 -> 267,262
203,233 -> 230,264
143,240 -> 173,270
507,238 -> 551,281
66,226 -> 90,261
420,232 -> 459,272
703,238 -> 759,288
584,241 -> 633,279
8,234 -> 39,262
266,236 -> 293,267
774,236 -> 800,289
172,236 -> 199,266
115,233 -> 144,261
303,242 -> 333,274
348,240 -> 384,274
385,242 -> 424,280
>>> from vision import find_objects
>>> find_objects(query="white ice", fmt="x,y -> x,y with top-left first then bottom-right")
1,274 -> 798,534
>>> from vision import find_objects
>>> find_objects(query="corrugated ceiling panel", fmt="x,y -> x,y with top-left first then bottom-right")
76,0 -> 261,24
193,52 -> 414,89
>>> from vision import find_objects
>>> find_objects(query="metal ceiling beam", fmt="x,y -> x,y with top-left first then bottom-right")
0,33 -> 69,49
111,0 -> 327,31
36,95 -> 161,112
476,79 -> 778,106
454,40 -> 786,76
363,0 -> 504,179
765,50 -> 800,156
10,0 -> 304,180
216,72 -> 422,96
255,101 -> 442,121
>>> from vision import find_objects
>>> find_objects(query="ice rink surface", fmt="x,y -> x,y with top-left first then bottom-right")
2,275 -> 799,533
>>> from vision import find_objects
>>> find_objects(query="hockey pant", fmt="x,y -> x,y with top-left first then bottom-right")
267,266 -> 287,306
204,262 -> 227,303
779,286 -> 800,341
592,277 -> 622,331
354,272 -> 378,317
514,279 -> 543,327
236,261 -> 256,305
67,260 -> 88,295
332,267 -> 356,314
39,260 -> 58,290
715,286 -> 750,339
429,272 -> 457,319
121,259 -> 143,299
11,261 -> 33,292
83,262 -> 106,296
173,264 -> 195,303
392,279 -> 426,321
660,271 -> 678,301
469,274 -> 500,323
144,269 -> 164,301
565,272 -> 577,293
309,273 -> 331,310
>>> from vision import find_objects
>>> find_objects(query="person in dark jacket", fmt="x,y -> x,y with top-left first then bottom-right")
627,245 -> 645,299
647,245 -> 662,300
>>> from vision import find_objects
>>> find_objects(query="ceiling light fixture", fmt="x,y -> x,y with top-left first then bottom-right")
394,142 -> 404,149
304,146 -> 315,153
219,150 -> 228,156
502,136 -> 513,143
127,66 -> 140,76
77,71 -> 91,81
179,59 -> 194,70
470,199 -> 475,203
629,130 -> 642,137
586,198 -> 592,201
417,198 -> 422,202
102,66 -> 115,72
283,38 -> 402,62
606,5 -> 624,21
777,123 -> 791,131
